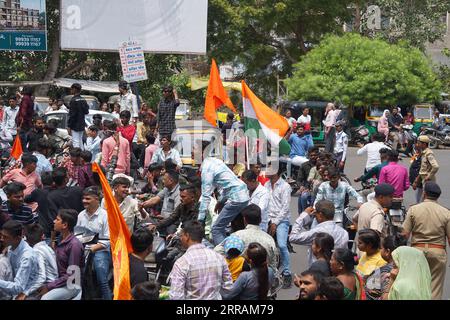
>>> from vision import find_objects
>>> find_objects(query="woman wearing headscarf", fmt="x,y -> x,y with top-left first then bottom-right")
383,246 -> 432,300
377,109 -> 390,141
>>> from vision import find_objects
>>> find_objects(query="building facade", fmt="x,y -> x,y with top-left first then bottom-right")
0,0 -> 40,29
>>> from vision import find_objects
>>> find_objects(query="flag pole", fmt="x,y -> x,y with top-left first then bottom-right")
242,83 -> 250,170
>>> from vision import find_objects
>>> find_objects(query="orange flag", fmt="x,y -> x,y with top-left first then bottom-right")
10,135 -> 23,160
92,162 -> 132,300
204,59 -> 236,127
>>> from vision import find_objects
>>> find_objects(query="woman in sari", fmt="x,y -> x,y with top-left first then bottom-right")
330,248 -> 366,300
383,246 -> 432,300
377,109 -> 390,141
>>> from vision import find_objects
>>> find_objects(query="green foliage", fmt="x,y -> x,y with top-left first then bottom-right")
287,33 -> 443,106
374,0 -> 450,50
208,0 -> 354,102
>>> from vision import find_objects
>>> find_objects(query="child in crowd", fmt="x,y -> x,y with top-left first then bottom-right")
356,229 -> 387,277
223,235 -> 250,282
85,125 -> 101,161
78,151 -> 95,189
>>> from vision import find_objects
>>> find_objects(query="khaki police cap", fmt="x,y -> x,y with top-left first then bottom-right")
418,135 -> 430,143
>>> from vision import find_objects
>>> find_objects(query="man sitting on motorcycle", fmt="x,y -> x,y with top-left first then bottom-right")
314,167 -> 364,227
355,148 -> 390,184
356,133 -> 388,173
76,186 -> 112,300
378,149 -> 410,200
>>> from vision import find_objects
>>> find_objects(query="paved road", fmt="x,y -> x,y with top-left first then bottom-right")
277,147 -> 450,300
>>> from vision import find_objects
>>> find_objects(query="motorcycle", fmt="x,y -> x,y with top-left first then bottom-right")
422,125 -> 450,149
349,125 -> 370,146
400,124 -> 417,156
386,124 -> 417,157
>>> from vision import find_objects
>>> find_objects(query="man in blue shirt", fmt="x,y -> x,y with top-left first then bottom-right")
285,124 -> 313,178
0,220 -> 40,299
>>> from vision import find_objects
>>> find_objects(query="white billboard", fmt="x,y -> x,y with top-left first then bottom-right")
60,0 -> 208,54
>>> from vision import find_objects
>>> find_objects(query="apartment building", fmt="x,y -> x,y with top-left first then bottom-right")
0,0 -> 40,29
426,12 -> 450,66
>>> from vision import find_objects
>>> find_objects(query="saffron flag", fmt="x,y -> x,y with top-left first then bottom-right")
241,81 -> 291,155
10,135 -> 23,160
92,162 -> 132,300
204,59 -> 236,127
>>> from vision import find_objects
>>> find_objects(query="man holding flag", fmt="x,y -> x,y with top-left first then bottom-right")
92,162 -> 133,300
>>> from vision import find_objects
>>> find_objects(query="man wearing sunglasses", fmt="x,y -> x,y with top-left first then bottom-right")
156,85 -> 179,138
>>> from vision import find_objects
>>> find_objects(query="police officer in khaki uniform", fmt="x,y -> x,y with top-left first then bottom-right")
402,182 -> 450,300
412,135 -> 439,202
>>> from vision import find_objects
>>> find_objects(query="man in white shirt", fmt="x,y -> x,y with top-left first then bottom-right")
333,121 -> 348,172
289,200 -> 349,266
266,167 -> 292,288
79,186 -> 112,300
1,96 -> 19,138
118,81 -> 139,123
24,224 -> 58,298
241,170 -> 269,231
356,132 -> 389,171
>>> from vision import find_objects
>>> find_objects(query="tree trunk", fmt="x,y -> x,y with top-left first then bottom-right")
354,2 -> 362,32
35,35 -> 60,97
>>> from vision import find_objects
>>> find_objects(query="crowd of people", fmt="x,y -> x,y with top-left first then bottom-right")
0,83 -> 448,301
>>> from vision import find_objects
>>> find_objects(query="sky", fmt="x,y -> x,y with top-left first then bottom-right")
20,0 -> 45,12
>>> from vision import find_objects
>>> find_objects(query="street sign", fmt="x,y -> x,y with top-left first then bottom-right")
119,40 -> 148,83
0,0 -> 47,51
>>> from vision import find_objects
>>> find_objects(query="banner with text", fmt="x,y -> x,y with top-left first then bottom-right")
0,0 -> 47,51
119,40 -> 148,83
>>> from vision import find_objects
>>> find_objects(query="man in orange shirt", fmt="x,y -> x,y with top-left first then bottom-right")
0,153 -> 42,196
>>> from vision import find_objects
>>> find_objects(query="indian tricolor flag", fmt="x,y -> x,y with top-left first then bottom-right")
242,81 -> 291,155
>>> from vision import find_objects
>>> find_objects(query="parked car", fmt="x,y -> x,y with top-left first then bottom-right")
63,95 -> 100,110
33,96 -> 52,115
43,110 -> 119,136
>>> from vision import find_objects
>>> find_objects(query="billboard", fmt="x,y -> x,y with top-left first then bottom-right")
60,0 -> 208,54
0,0 -> 47,51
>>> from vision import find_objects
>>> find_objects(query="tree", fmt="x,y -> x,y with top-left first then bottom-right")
286,33 -> 443,106
360,0 -> 450,50
207,0 -> 354,102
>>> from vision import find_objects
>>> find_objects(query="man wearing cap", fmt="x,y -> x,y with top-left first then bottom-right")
333,120 -> 348,172
413,135 -> 439,202
68,83 -> 89,150
156,85 -> 179,138
352,183 -> 394,236
118,81 -> 139,123
402,181 -> 450,300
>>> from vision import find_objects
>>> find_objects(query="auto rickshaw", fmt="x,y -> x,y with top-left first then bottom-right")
217,111 -> 241,125
365,104 -> 388,134
172,120 -> 223,176
412,104 -> 435,134
278,101 -> 331,144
